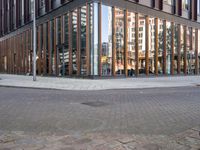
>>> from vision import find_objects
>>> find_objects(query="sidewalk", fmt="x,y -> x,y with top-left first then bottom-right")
0,74 -> 200,91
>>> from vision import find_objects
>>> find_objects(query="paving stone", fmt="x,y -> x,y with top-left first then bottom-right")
117,137 -> 135,144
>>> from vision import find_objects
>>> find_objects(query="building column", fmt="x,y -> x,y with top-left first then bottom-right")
145,16 -> 149,76
86,3 -> 90,76
171,22 -> 175,75
155,18 -> 159,76
21,32 -> 25,74
184,26 -> 187,75
53,18 -> 57,76
98,2 -> 102,77
26,30 -> 29,74
124,9 -> 128,77
112,7 -> 116,77
0,41 -> 1,72
163,20 -> 167,75
195,29 -> 199,74
135,13 -> 139,77
47,21 -> 51,75
177,24 -> 181,74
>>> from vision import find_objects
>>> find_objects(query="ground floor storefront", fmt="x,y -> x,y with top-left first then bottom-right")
0,0 -> 200,78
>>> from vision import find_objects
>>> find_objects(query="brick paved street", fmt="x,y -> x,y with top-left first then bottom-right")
0,86 -> 200,149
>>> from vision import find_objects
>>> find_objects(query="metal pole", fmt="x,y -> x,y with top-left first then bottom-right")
33,0 -> 36,81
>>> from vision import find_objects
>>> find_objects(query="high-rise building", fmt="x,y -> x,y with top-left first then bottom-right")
0,0 -> 200,77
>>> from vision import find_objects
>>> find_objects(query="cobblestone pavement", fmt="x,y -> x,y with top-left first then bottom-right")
0,86 -> 200,149
1,74 -> 200,91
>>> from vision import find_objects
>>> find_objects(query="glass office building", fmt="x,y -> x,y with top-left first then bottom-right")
0,0 -> 200,77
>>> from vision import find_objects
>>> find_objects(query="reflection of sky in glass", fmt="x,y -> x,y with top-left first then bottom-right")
102,6 -> 109,42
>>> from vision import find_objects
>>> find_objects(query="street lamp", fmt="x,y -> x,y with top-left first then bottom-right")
33,0 -> 36,81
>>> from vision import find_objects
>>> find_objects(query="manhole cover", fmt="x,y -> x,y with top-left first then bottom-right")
81,101 -> 109,107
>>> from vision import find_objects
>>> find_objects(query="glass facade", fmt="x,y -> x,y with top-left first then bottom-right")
138,14 -> 146,75
149,17 -> 155,75
101,5 -> 112,76
166,21 -> 171,75
127,11 -> 135,76
158,19 -> 164,74
72,10 -> 77,75
174,24 -> 178,74
115,8 -> 125,75
80,6 -> 87,75
0,2 -> 200,78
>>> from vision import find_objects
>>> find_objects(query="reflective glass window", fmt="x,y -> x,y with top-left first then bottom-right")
80,6 -> 87,75
127,11 -> 135,76
158,19 -> 164,74
72,9 -> 77,75
64,14 -> 69,75
115,8 -> 125,75
89,3 -> 99,76
138,14 -> 146,75
174,24 -> 178,74
101,5 -> 112,76
149,17 -> 155,75
180,25 -> 184,74
166,21 -> 171,75
50,20 -> 56,75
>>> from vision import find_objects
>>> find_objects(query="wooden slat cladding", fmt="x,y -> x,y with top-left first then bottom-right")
112,7 -> 116,77
195,29 -> 199,74
163,20 -> 167,75
135,13 -> 139,77
124,9 -> 128,77
155,18 -> 159,76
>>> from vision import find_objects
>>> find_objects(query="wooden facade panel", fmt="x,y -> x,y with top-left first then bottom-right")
47,21 -> 52,75
112,7 -> 116,77
86,3 -> 90,76
195,29 -> 199,74
155,18 -> 159,76
177,24 -> 181,74
171,22 -> 174,75
53,18 -> 57,76
135,13 -> 139,77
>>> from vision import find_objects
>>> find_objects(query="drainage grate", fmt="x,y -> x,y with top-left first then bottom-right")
81,101 -> 109,107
